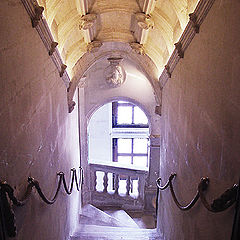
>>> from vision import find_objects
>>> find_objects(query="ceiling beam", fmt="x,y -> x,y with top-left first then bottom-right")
142,0 -> 157,15
75,0 -> 88,15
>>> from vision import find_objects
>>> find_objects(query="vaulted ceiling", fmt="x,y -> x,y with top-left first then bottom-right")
38,0 -> 199,79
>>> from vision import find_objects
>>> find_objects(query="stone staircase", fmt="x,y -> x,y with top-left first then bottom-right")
70,204 -> 162,240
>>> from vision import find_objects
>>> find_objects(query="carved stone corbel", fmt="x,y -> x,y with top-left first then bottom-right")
68,100 -> 76,113
189,13 -> 200,33
87,41 -> 102,53
165,65 -> 171,78
31,4 -> 44,28
135,13 -> 154,30
155,105 -> 161,116
48,42 -> 58,56
60,64 -> 67,77
129,42 -> 145,55
174,42 -> 184,58
79,13 -> 97,30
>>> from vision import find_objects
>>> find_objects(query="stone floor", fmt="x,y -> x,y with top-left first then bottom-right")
70,204 -> 162,240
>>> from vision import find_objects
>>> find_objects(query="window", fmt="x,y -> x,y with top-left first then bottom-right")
112,101 -> 148,128
112,101 -> 149,168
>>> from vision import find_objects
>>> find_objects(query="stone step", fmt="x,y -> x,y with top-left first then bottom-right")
80,204 -> 135,227
71,225 -> 161,240
104,210 -> 139,228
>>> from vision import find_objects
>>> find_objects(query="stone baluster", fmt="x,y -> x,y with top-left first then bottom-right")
126,176 -> 131,196
114,174 -> 119,195
103,172 -> 108,193
92,169 -> 97,192
138,176 -> 144,200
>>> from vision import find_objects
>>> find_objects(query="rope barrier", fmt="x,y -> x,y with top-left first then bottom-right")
156,174 -> 238,213
0,167 -> 83,238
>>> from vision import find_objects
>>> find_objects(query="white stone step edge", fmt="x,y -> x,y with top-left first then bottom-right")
104,210 -> 139,228
80,204 -> 136,228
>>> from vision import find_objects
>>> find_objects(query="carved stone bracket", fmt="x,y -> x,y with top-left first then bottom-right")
155,105 -> 162,116
135,13 -> 154,30
79,13 -> 97,30
159,0 -> 216,90
31,4 -> 44,28
21,0 -> 70,89
174,42 -> 184,58
87,40 -> 102,53
68,100 -> 76,113
164,65 -> 171,78
48,42 -> 58,56
189,13 -> 200,33
60,64 -> 67,77
129,42 -> 145,55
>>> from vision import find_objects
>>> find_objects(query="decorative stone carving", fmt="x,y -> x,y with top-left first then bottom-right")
31,4 -> 44,28
68,100 -> 76,113
129,42 -> 145,55
48,41 -> 58,56
60,64 -> 67,77
189,13 -> 200,33
78,76 -> 87,88
104,57 -> 126,88
164,65 -> 171,78
87,41 -> 102,53
79,13 -> 97,30
174,42 -> 184,58
155,105 -> 161,116
135,13 -> 154,30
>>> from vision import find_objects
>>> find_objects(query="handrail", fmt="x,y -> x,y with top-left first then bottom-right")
156,174 -> 238,214
231,178 -> 240,240
89,162 -> 148,174
155,173 -> 176,215
0,167 -> 83,238
198,179 -> 238,212
169,177 -> 209,211
27,168 -> 80,204
156,173 -> 176,190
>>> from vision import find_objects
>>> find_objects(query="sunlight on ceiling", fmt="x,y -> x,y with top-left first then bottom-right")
37,0 -> 199,78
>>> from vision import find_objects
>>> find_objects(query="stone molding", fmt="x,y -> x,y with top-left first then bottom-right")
159,0 -> 216,89
20,0 -> 70,88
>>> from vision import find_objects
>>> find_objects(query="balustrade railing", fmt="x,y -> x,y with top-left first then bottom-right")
89,162 -> 148,210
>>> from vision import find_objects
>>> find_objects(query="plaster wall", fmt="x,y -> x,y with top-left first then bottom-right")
158,1 -> 240,239
0,1 -> 80,239
88,103 -> 112,164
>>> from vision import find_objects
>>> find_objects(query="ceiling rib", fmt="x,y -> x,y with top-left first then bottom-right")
168,0 -> 188,30
46,0 -> 63,26
75,0 -> 88,15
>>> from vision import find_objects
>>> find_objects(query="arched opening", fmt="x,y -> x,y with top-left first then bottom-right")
87,100 -> 150,197
88,100 -> 150,169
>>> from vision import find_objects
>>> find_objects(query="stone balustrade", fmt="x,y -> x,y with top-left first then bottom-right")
89,162 -> 148,211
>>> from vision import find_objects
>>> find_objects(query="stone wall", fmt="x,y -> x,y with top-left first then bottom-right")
0,1 -> 80,239
158,1 -> 240,239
